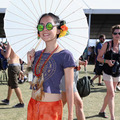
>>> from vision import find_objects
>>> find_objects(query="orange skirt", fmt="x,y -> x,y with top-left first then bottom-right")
27,97 -> 63,120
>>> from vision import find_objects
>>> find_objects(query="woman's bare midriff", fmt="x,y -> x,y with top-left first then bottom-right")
31,90 -> 62,102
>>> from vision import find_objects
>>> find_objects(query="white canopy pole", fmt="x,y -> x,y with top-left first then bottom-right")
88,13 -> 91,47
86,13 -> 91,56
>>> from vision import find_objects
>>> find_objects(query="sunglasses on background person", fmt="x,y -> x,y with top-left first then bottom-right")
113,32 -> 120,35
37,22 -> 59,32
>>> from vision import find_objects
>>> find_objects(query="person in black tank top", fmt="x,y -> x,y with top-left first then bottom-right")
97,25 -> 120,120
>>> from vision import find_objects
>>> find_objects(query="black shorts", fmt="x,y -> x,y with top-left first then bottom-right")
94,61 -> 103,75
8,65 -> 20,89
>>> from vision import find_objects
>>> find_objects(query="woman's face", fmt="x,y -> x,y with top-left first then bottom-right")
39,16 -> 59,42
112,29 -> 120,41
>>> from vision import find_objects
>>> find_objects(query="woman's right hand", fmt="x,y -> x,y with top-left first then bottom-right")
27,49 -> 35,66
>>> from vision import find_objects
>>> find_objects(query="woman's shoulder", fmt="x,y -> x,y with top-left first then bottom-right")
35,50 -> 42,55
104,40 -> 112,45
104,40 -> 112,48
34,50 -> 43,59
54,49 -> 74,61
58,49 -> 73,56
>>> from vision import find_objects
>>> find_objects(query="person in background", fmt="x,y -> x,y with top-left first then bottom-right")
18,59 -> 27,84
116,82 -> 120,91
90,34 -> 106,86
60,58 -> 87,120
87,46 -> 92,63
97,25 -> 120,120
27,13 -> 75,120
1,42 -> 24,108
19,59 -> 25,72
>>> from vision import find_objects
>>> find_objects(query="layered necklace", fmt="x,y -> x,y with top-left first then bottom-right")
33,45 -> 59,100
35,44 -> 59,77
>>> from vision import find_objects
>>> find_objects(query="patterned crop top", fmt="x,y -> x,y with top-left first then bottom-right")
32,49 -> 75,94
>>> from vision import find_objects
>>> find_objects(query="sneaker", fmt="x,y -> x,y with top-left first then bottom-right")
116,86 -> 120,91
98,83 -> 104,86
1,99 -> 9,105
90,80 -> 94,87
12,103 -> 24,108
24,76 -> 27,82
99,112 -> 108,118
18,80 -> 24,84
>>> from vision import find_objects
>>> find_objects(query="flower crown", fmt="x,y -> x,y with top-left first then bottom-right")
58,21 -> 69,38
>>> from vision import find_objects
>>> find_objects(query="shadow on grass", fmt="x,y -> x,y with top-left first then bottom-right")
86,114 -> 101,119
90,87 -> 106,93
73,114 -> 101,120
0,103 -> 13,109
0,82 -> 7,85
0,107 -> 13,109
0,103 -> 22,109
80,71 -> 95,75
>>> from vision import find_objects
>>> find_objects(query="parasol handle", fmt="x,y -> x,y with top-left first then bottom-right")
35,38 -> 42,50
29,38 -> 42,61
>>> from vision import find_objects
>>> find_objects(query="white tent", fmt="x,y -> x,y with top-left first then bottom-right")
80,0 -> 120,46
1,0 -> 120,14
81,0 -> 120,14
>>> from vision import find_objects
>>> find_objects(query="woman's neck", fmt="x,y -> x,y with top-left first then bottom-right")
113,39 -> 119,46
44,43 -> 58,53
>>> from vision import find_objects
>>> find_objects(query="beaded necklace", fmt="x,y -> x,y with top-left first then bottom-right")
35,45 -> 59,77
33,45 -> 59,100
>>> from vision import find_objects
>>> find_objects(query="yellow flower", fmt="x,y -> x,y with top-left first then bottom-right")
59,30 -> 67,38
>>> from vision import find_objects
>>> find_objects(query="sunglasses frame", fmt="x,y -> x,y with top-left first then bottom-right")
113,32 -> 120,35
37,22 -> 58,32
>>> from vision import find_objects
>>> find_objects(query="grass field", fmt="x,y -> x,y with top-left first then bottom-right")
0,65 -> 120,120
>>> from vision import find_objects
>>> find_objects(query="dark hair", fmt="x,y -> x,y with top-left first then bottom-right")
37,13 -> 66,38
38,13 -> 60,25
111,25 -> 120,34
99,34 -> 105,39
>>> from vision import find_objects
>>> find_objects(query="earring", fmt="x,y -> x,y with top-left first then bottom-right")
38,34 -> 40,39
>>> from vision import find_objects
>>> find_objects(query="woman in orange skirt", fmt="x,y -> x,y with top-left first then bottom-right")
27,13 -> 75,120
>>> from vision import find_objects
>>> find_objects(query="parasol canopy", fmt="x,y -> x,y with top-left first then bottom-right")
4,0 -> 88,63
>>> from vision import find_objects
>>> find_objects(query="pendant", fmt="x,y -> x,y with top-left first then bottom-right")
32,76 -> 38,84
34,73 -> 45,101
34,88 -> 41,101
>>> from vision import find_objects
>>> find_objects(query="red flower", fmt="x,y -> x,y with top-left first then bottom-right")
61,25 -> 68,31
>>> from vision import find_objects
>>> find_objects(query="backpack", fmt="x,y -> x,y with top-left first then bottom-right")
0,50 -> 8,70
77,76 -> 91,98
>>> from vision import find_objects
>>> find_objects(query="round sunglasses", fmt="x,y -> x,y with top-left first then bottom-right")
37,22 -> 58,32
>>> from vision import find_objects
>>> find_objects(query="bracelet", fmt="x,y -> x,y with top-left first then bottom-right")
26,66 -> 32,72
104,59 -> 106,63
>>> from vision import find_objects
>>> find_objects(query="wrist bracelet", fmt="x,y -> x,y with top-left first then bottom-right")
26,66 -> 32,72
104,59 -> 106,63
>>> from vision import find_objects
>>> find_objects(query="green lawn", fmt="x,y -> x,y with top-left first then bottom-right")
0,65 -> 120,120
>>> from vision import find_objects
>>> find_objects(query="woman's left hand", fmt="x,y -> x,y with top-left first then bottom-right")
106,60 -> 114,67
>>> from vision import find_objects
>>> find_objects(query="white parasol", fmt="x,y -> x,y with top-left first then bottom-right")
4,0 -> 88,63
